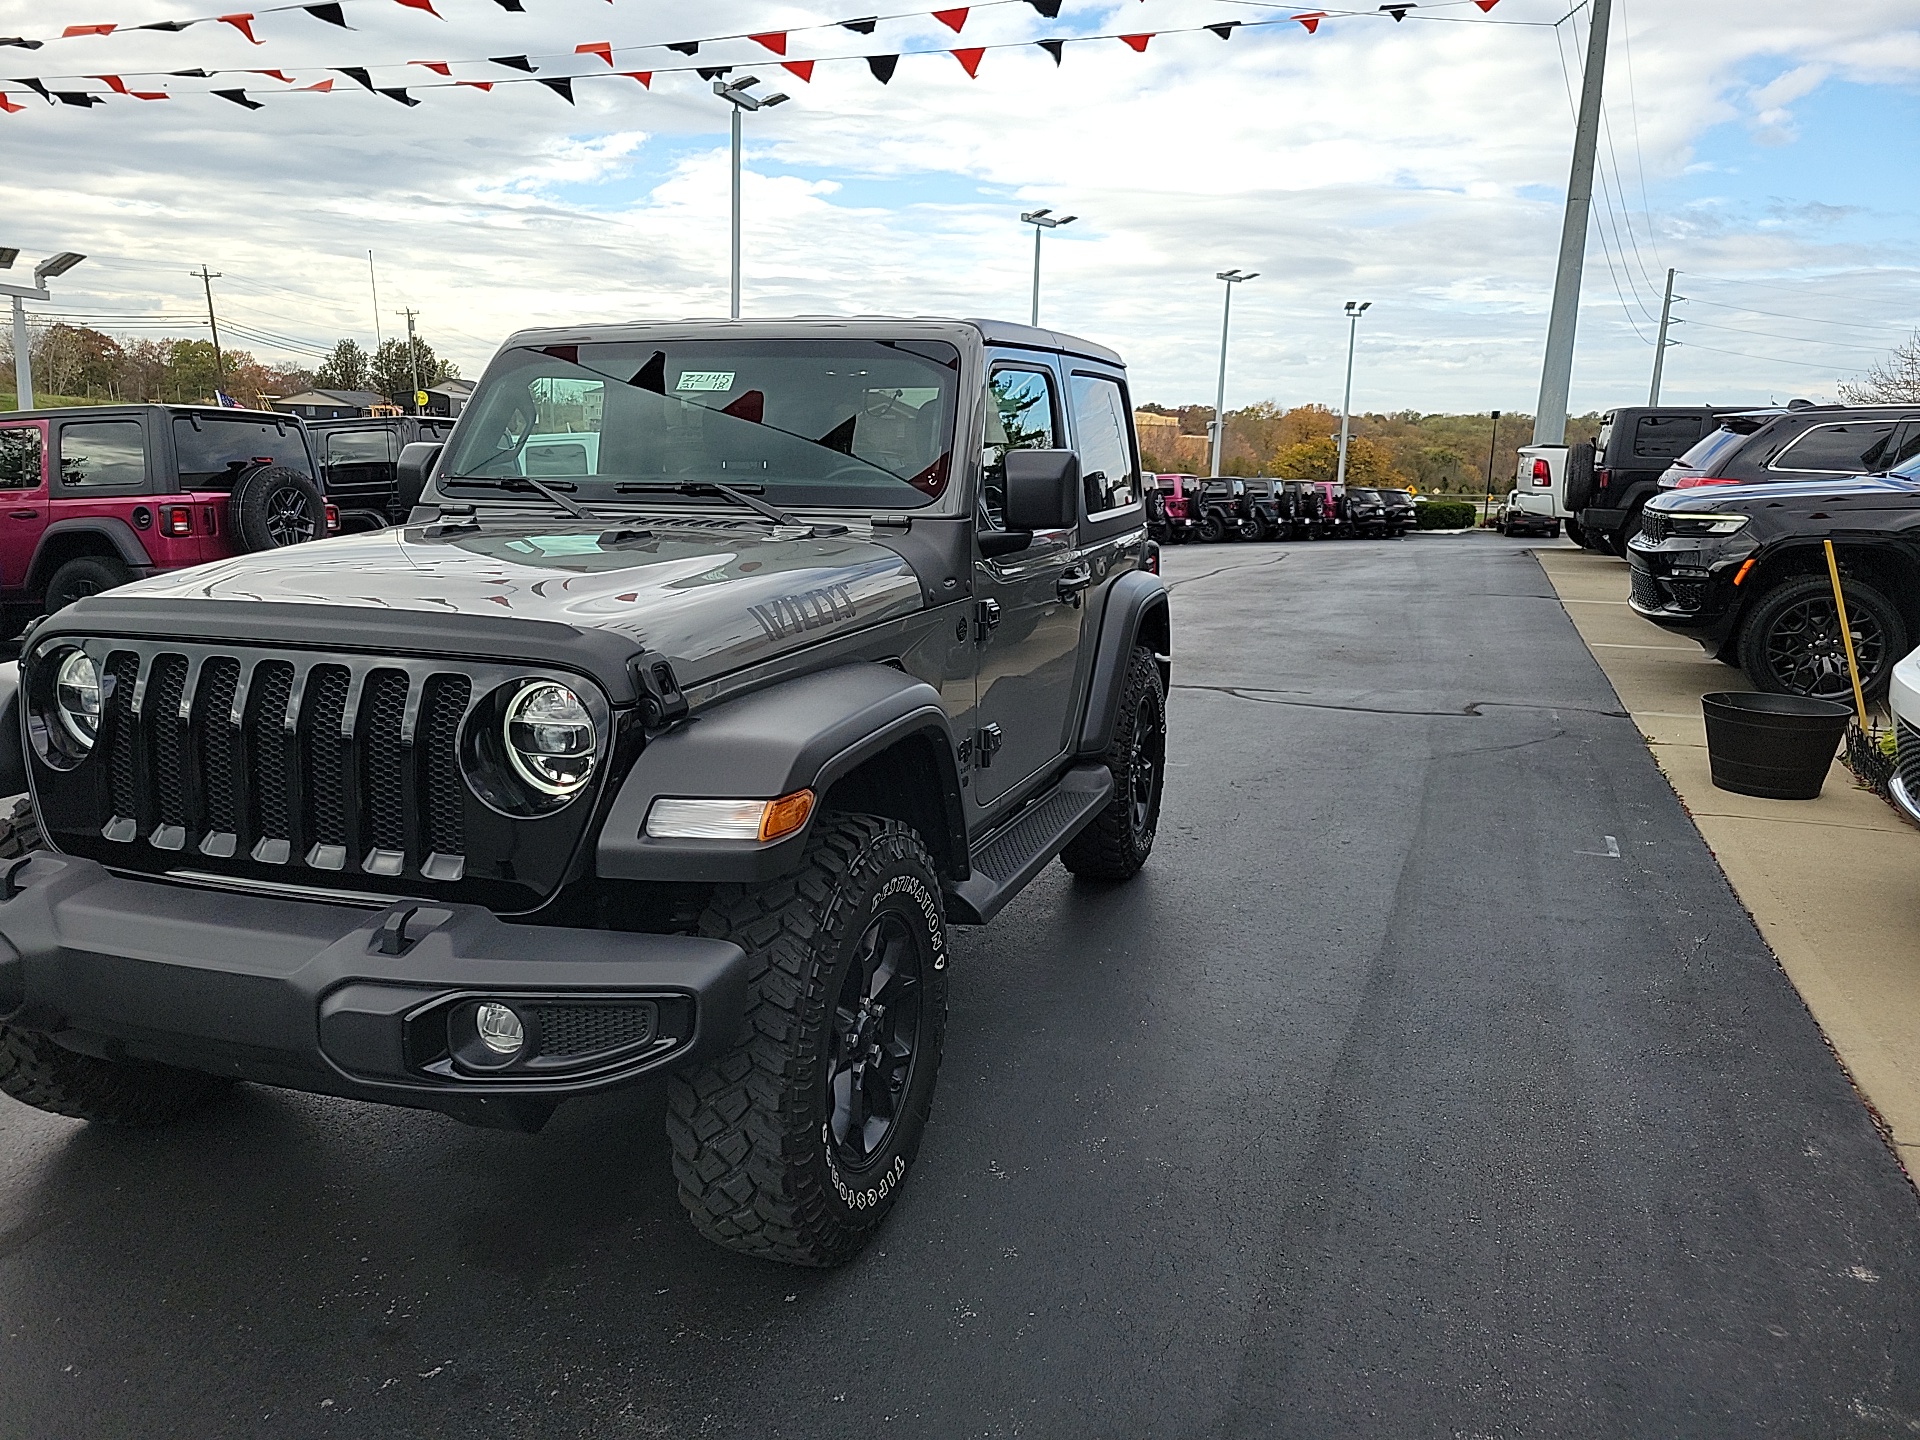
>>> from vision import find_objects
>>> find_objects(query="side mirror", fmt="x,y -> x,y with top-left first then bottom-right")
395,441 -> 444,515
1003,450 -> 1080,532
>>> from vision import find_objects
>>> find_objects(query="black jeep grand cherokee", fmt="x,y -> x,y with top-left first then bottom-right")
0,318 -> 1171,1267
1627,461 -> 1920,700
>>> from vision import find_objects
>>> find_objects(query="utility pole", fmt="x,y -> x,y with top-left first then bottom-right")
369,250 -> 382,350
1532,0 -> 1612,447
1210,269 -> 1257,478
1648,267 -> 1677,405
1485,410 -> 1502,526
192,265 -> 225,385
1336,300 -> 1370,488
398,307 -> 422,412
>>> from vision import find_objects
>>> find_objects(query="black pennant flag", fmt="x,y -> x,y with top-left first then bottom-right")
170,68 -> 210,77
303,4 -> 349,27
865,53 -> 898,83
10,76 -> 51,99
490,0 -> 526,9
667,42 -> 699,55
336,66 -> 374,89
377,86 -> 420,105
695,65 -> 731,80
213,89 -> 263,108
489,54 -> 536,71
537,76 -> 574,103
1206,21 -> 1240,38
0,38 -> 45,50
840,17 -> 878,33
136,20 -> 194,31
1036,38 -> 1064,63
54,90 -> 104,107
1380,3 -> 1414,18
1025,0 -> 1062,15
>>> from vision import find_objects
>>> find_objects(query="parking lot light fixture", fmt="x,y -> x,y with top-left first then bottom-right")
1336,300 -> 1371,489
1210,269 -> 1258,478
1021,209 -> 1077,327
2,247 -> 86,410
714,77 -> 789,320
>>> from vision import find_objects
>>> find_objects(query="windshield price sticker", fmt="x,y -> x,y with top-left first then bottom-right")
675,371 -> 737,393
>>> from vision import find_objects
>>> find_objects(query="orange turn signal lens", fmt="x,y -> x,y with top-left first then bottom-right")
759,789 -> 815,842
1733,558 -> 1756,586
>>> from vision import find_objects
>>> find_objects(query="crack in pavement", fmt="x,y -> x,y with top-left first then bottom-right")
1172,683 -> 1629,720
1160,552 -> 1290,590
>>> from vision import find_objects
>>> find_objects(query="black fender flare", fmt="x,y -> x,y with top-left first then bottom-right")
0,661 -> 22,797
25,519 -> 156,594
596,663 -> 968,884
1077,569 -> 1170,758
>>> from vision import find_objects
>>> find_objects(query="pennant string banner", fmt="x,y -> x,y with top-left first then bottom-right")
0,0 -> 1515,110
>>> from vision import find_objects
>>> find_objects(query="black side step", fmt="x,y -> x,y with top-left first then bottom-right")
945,764 -> 1113,925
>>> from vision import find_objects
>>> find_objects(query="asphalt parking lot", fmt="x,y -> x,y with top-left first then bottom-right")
2,535 -> 1918,1438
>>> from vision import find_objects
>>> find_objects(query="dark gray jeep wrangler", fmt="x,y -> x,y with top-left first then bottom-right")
0,318 -> 1170,1266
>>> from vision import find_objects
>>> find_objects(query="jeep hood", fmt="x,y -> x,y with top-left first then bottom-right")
112,519 -> 926,687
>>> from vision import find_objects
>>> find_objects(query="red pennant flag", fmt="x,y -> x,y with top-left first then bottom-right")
621,71 -> 652,87
218,13 -> 260,43
951,46 -> 984,76
456,80 -> 494,90
132,90 -> 169,100
62,24 -> 117,37
393,0 -> 441,15
0,92 -> 23,113
781,59 -> 814,82
1119,33 -> 1151,50
1293,11 -> 1328,32
248,69 -> 295,82
411,60 -> 452,75
93,74 -> 130,94
576,41 -> 613,65
750,32 -> 788,55
1474,0 -> 1498,9
301,77 -> 335,90
935,8 -> 969,32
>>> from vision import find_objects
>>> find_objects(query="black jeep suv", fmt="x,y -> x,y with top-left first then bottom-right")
1658,403 -> 1920,495
0,318 -> 1171,1268
1628,458 -> 1920,700
310,413 -> 458,531
1566,405 -> 1744,554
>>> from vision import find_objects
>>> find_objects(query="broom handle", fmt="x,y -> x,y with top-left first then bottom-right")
1823,539 -> 1870,730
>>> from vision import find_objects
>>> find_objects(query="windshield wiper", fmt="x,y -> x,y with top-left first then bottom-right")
441,474 -> 601,522
617,480 -> 829,532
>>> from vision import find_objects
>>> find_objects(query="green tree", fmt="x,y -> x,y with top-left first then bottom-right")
371,336 -> 458,403
165,339 -> 222,403
314,338 -> 371,392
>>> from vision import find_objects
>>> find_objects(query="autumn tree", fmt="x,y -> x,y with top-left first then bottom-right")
1269,433 -> 1405,487
1840,331 -> 1920,404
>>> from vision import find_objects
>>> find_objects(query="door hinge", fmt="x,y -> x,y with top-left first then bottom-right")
973,598 -> 1001,643
975,723 -> 1004,767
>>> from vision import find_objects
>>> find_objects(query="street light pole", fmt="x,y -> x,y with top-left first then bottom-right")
1335,300 -> 1371,488
1,248 -> 86,411
1485,409 -> 1502,527
1210,269 -> 1257,478
1020,208 -> 1078,327
713,76 -> 789,320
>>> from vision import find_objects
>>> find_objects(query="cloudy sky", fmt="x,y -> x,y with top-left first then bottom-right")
2,0 -> 1917,414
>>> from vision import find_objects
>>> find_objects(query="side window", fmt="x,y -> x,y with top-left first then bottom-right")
1633,413 -> 1702,461
1890,425 -> 1920,470
1772,421 -> 1900,474
323,429 -> 396,468
0,426 -> 43,490
981,366 -> 1058,529
58,420 -> 146,492
173,415 -> 311,491
1069,372 -> 1140,515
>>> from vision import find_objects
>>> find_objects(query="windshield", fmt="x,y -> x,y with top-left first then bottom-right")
442,339 -> 960,510
173,413 -> 313,490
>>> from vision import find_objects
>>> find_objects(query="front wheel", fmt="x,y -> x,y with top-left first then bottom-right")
43,555 -> 131,613
667,815 -> 949,1266
1738,573 -> 1906,701
1061,645 -> 1166,882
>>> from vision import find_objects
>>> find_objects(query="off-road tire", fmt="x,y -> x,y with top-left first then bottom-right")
1196,513 -> 1226,544
667,814 -> 949,1267
1565,519 -> 1588,548
1061,644 -> 1166,882
1237,516 -> 1266,542
228,465 -> 327,554
44,555 -> 131,613
1738,573 -> 1907,702
0,796 -> 231,1127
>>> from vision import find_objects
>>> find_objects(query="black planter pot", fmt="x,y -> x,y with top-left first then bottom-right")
1702,691 -> 1851,800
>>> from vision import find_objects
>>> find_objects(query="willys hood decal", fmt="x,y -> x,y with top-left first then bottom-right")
119,520 -> 926,686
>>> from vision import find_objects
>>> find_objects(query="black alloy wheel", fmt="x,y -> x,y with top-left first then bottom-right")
1125,688 -> 1163,847
1061,644 -> 1166,881
1197,513 -> 1227,543
266,486 -> 319,546
826,911 -> 925,1171
1742,574 -> 1903,701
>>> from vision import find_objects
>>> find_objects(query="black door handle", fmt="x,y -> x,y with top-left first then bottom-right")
1057,565 -> 1092,606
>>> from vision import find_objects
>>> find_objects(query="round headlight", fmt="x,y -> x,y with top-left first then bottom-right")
54,650 -> 101,751
503,681 -> 596,797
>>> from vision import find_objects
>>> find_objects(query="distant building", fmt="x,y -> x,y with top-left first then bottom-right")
1134,411 -> 1208,472
423,378 -> 476,418
272,389 -> 387,421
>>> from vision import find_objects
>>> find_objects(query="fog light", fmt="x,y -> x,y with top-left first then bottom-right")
475,1002 -> 525,1056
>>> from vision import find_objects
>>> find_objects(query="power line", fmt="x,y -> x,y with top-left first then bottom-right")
1682,295 -> 1914,335
1679,318 -> 1892,353
1670,339 -> 1847,375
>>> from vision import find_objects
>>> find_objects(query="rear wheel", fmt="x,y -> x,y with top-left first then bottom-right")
1565,519 -> 1588,548
667,814 -> 948,1266
1196,513 -> 1226,544
1738,574 -> 1906,701
43,555 -> 131,613
1061,645 -> 1165,882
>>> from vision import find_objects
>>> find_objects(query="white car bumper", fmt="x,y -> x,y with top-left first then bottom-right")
1886,646 -> 1920,824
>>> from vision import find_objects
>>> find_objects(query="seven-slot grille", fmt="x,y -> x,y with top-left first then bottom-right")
81,644 -> 482,884
1638,510 -> 1669,544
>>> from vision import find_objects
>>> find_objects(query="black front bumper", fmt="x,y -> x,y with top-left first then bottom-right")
1624,534 -> 1748,648
0,855 -> 747,1124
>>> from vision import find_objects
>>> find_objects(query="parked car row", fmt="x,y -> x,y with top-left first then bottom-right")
1146,473 -> 1415,543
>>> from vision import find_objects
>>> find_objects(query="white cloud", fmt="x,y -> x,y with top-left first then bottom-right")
0,0 -> 1915,413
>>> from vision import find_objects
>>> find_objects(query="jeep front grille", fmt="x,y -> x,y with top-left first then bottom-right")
35,640 -> 609,910
1638,510 -> 1669,544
